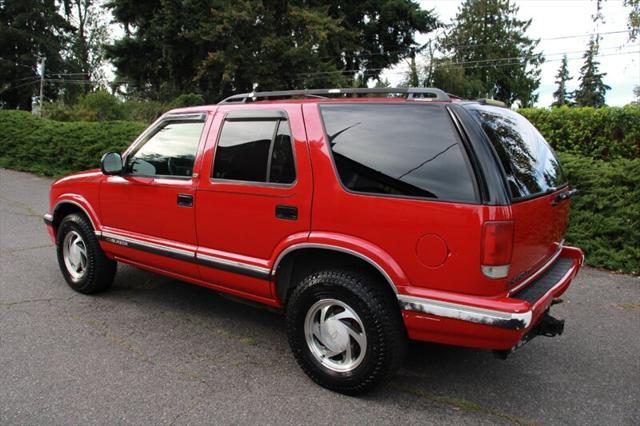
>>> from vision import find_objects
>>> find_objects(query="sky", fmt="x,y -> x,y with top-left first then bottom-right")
380,0 -> 640,106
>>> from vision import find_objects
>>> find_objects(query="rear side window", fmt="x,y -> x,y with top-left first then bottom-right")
319,103 -> 477,203
213,117 -> 295,184
468,105 -> 567,200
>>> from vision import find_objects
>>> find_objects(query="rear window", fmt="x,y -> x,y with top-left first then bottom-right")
319,104 -> 477,203
468,105 -> 567,200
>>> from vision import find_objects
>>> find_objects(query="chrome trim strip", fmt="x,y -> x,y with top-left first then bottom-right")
509,243 -> 563,295
272,243 -> 399,293
196,253 -> 271,278
98,230 -> 271,280
397,294 -> 532,330
100,231 -> 195,258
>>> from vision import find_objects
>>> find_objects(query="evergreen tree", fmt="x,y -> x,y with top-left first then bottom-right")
441,0 -> 544,107
106,0 -> 437,102
430,59 -> 485,99
574,38 -> 610,107
0,0 -> 72,110
551,55 -> 572,107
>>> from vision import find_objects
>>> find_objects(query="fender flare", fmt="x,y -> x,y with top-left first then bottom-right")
271,234 -> 411,294
53,196 -> 101,232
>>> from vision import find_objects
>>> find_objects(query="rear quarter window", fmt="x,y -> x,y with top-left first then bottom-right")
468,105 -> 567,200
319,103 -> 477,203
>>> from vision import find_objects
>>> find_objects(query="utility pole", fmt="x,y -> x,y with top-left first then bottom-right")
38,56 -> 46,117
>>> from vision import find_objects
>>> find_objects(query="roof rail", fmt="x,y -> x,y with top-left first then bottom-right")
476,98 -> 508,108
218,87 -> 451,104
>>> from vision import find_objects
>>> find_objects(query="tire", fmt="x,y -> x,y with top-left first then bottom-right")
286,269 -> 407,395
56,213 -> 116,294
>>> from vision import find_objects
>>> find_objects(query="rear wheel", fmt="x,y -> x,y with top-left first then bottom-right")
286,269 -> 406,395
56,213 -> 116,294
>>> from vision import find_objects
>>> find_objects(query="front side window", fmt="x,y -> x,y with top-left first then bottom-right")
468,105 -> 567,200
213,117 -> 295,184
127,120 -> 205,177
319,103 -> 477,203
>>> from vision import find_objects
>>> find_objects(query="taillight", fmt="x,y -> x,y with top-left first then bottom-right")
481,221 -> 514,279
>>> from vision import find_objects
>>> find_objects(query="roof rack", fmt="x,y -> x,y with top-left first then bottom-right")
476,98 -> 507,108
218,87 -> 451,104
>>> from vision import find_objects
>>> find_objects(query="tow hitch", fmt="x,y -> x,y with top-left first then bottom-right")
493,310 -> 565,360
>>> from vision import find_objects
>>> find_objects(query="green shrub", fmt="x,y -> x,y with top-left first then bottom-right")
0,110 -> 146,176
78,90 -> 125,121
43,90 -> 125,122
169,93 -> 205,109
559,152 -> 639,274
520,106 -> 640,160
121,100 -> 167,123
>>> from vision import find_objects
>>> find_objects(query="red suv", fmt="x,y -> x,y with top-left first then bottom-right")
44,88 -> 583,394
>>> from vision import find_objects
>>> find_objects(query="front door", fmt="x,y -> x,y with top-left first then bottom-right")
99,113 -> 210,279
195,105 -> 312,300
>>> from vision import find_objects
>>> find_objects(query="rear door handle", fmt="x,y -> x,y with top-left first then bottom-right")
275,205 -> 298,220
177,194 -> 193,207
551,189 -> 578,206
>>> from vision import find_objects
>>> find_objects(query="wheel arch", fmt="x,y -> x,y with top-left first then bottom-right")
52,199 -> 99,234
273,244 -> 402,306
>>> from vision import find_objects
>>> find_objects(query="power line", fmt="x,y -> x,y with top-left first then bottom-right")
302,50 -> 640,82
315,29 -> 633,61
297,45 -> 638,77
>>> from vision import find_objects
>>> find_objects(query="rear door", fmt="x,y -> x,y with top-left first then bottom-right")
194,105 -> 312,299
467,105 -> 570,290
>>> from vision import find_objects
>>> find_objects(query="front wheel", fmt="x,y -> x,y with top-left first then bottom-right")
56,213 -> 116,294
286,269 -> 407,395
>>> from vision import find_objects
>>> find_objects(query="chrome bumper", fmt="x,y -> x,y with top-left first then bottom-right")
397,295 -> 532,330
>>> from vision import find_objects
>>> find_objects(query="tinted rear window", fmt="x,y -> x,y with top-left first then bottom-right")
319,104 -> 477,203
468,105 -> 567,200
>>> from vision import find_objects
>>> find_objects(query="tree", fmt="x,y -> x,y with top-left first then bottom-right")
440,0 -> 544,107
0,0 -> 72,110
106,0 -> 438,102
574,38 -> 610,107
595,0 -> 639,40
430,59 -> 485,98
311,1 -> 438,85
551,55 -> 572,107
632,85 -> 640,105
61,0 -> 109,99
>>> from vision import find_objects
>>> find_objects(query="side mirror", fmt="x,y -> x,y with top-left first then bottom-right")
100,152 -> 123,175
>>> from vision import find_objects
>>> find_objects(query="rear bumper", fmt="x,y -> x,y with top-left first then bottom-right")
399,246 -> 584,350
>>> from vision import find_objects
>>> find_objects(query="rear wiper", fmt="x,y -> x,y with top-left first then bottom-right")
552,188 -> 578,206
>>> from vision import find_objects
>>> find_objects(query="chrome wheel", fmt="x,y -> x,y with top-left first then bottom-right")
62,230 -> 88,282
304,298 -> 367,372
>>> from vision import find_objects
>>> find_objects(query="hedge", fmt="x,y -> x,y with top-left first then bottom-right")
0,110 -> 146,176
520,106 -> 640,160
0,110 -> 638,274
558,152 -> 639,274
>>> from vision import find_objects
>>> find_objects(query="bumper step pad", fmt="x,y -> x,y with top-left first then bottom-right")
513,257 -> 574,304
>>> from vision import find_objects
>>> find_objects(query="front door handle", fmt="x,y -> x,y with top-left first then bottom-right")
276,205 -> 298,220
177,194 -> 193,207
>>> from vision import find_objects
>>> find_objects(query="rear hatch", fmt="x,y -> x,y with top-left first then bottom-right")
468,105 -> 570,291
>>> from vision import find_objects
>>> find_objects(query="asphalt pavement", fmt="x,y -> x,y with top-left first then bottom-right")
1,168 -> 638,425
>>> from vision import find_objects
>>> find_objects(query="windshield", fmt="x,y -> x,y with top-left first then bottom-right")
468,105 -> 567,200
